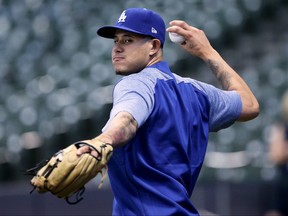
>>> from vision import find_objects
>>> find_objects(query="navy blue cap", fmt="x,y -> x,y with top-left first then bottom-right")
97,8 -> 166,46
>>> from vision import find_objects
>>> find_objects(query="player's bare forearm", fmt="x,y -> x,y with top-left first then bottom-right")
77,112 -> 137,156
203,49 -> 259,121
95,111 -> 138,147
206,58 -> 232,90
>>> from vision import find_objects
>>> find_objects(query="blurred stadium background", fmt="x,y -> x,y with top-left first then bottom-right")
0,0 -> 287,215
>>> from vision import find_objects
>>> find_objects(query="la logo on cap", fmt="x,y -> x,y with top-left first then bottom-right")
118,11 -> 127,23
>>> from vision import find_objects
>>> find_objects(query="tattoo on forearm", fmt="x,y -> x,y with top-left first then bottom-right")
106,113 -> 137,145
207,59 -> 232,90
121,125 -> 133,141
109,128 -> 126,143
107,125 -> 130,144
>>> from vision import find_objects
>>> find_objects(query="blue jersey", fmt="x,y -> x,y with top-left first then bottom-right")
104,61 -> 241,215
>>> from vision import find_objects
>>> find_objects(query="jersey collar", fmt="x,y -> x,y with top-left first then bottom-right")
147,61 -> 175,79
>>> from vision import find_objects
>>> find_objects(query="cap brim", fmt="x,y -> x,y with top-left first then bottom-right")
97,26 -> 147,39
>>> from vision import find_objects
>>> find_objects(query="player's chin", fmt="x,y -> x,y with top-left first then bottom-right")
115,68 -> 125,75
114,67 -> 133,76
113,64 -> 123,74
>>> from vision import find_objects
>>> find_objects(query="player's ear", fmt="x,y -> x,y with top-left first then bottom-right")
149,39 -> 161,56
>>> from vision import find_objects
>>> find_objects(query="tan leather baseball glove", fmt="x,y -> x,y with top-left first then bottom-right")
26,140 -> 113,204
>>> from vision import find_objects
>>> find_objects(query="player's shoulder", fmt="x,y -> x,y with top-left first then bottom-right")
173,73 -> 210,95
120,68 -> 171,86
114,71 -> 157,95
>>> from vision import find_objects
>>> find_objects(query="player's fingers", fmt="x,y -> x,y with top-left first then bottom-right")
76,145 -> 100,158
76,145 -> 91,156
166,20 -> 201,44
168,20 -> 190,29
167,20 -> 200,32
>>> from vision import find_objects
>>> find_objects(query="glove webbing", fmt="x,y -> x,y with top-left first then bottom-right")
25,159 -> 49,194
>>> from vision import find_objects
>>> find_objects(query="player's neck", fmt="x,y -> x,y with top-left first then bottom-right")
147,51 -> 163,67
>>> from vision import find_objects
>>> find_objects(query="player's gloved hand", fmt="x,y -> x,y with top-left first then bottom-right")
26,139 -> 113,204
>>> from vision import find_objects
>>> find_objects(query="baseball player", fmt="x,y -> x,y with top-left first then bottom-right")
76,8 -> 259,215
265,90 -> 288,216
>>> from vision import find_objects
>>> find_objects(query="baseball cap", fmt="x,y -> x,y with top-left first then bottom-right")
97,8 -> 166,47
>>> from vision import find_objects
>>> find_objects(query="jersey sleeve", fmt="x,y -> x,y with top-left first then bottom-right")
195,81 -> 242,132
106,75 -> 155,129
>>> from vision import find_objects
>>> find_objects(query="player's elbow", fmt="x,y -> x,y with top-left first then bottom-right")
238,100 -> 260,122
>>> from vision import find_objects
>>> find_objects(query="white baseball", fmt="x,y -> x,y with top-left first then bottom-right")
168,32 -> 185,44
